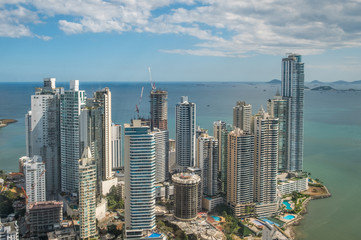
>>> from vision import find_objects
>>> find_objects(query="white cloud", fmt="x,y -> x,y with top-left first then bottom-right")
1,0 -> 361,57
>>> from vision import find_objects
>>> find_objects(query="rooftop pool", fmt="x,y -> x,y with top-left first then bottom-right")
212,216 -> 221,221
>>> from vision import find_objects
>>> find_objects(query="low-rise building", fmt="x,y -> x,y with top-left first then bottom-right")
47,227 -> 79,240
202,196 -> 223,212
0,220 -> 19,240
27,201 -> 63,237
277,173 -> 308,195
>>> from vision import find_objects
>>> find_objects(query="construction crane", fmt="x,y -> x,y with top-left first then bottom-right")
22,169 -> 46,205
135,86 -> 144,119
148,66 -> 156,91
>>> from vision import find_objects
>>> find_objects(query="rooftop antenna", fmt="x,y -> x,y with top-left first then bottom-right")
148,66 -> 156,91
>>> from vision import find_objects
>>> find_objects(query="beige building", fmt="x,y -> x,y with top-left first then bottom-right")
233,101 -> 252,133
78,147 -> 97,239
253,108 -> 279,217
227,128 -> 255,218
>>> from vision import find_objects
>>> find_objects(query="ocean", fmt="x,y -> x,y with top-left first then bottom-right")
1,81 -> 361,240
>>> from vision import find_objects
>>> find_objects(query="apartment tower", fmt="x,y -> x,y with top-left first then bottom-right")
60,80 -> 86,193
176,96 -> 196,168
197,134 -> 219,197
233,101 -> 252,133
227,128 -> 255,218
78,147 -> 97,239
23,155 -> 46,204
124,120 -> 156,239
281,54 -> 304,171
25,78 -> 62,200
253,108 -> 279,217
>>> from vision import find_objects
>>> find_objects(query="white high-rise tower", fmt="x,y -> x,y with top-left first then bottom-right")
60,80 -> 86,193
176,96 -> 196,168
25,78 -> 62,200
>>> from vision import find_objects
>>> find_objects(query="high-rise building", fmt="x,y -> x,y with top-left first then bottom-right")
27,201 -> 63,237
253,108 -> 279,217
60,80 -> 86,193
111,123 -> 122,170
176,96 -> 196,168
23,155 -> 46,204
93,88 -> 112,180
233,101 -> 252,133
268,93 -> 289,171
281,54 -> 304,171
150,90 -> 168,131
227,128 -> 255,218
124,120 -> 156,239
197,134 -> 218,197
153,129 -> 169,182
25,78 -> 62,200
213,121 -> 233,193
168,139 -> 176,173
172,173 -> 201,221
78,147 -> 97,239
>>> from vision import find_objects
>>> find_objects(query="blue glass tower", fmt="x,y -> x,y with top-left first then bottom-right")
281,54 -> 304,171
124,120 -> 156,239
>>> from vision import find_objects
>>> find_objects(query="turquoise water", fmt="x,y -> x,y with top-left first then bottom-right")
1,82 -> 361,239
212,216 -> 221,221
147,233 -> 161,238
261,218 -> 280,227
284,215 -> 295,220
283,200 -> 292,210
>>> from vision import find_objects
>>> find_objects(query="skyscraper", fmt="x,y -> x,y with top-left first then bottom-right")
213,121 -> 233,193
23,155 -> 46,204
197,134 -> 218,197
172,173 -> 201,221
60,80 -> 86,193
25,78 -> 62,200
78,147 -> 97,239
176,96 -> 196,168
111,123 -> 122,170
150,90 -> 168,131
281,54 -> 304,171
233,101 -> 252,133
253,108 -> 279,217
227,128 -> 255,218
268,93 -> 289,171
153,128 -> 169,182
124,120 -> 156,239
93,88 -> 112,180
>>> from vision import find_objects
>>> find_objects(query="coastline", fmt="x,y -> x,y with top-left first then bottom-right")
285,185 -> 332,239
0,119 -> 17,128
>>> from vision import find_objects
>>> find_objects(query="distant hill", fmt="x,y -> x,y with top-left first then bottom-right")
311,86 -> 335,91
307,80 -> 361,85
310,80 -> 323,84
266,79 -> 281,84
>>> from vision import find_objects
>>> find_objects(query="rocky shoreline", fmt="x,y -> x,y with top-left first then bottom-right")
0,119 -> 17,128
285,185 -> 332,239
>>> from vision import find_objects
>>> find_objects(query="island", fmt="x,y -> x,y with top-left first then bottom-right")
0,119 -> 17,128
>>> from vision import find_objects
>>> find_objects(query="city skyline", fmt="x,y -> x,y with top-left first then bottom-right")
1,1 -> 361,83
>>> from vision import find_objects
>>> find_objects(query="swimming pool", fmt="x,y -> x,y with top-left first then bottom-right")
147,233 -> 162,238
282,200 -> 292,210
212,216 -> 221,221
283,215 -> 295,220
261,218 -> 280,227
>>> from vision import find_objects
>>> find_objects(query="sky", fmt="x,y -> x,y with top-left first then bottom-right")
1,0 -> 361,83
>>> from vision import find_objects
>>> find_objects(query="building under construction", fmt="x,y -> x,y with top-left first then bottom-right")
172,173 -> 200,221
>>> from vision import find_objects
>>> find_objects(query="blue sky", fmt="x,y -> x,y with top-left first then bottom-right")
1,0 -> 361,82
